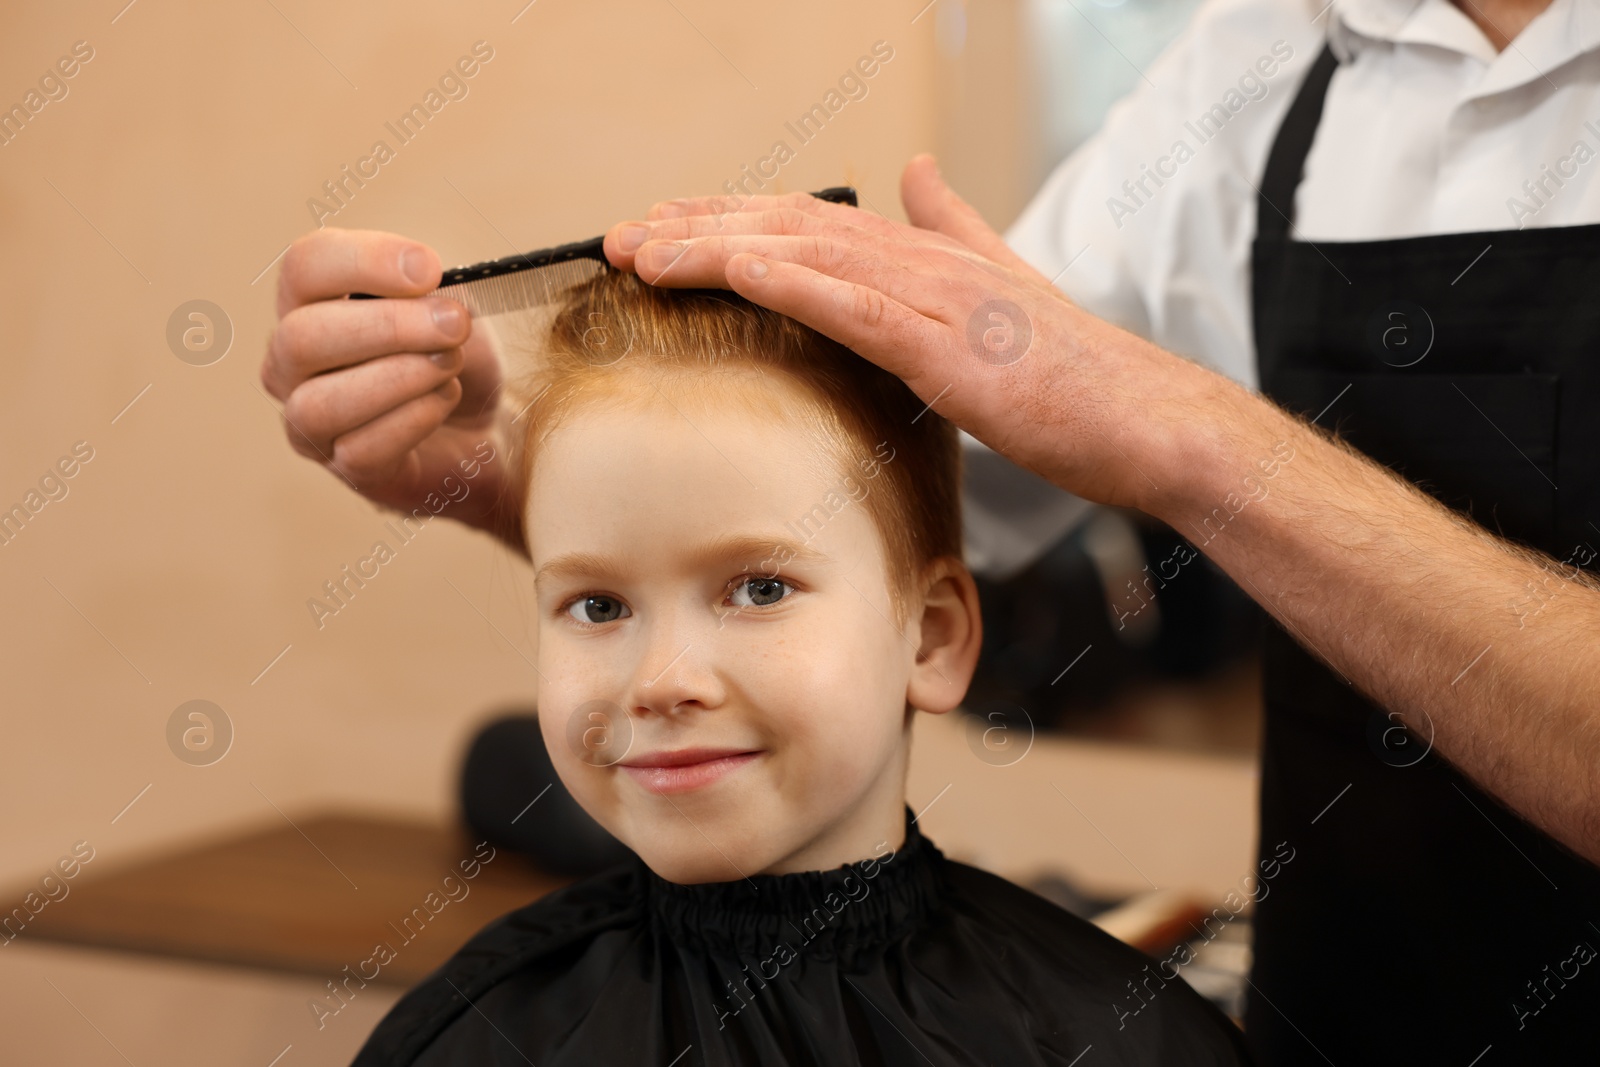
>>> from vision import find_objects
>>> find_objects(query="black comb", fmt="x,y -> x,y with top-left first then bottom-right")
352,186 -> 858,318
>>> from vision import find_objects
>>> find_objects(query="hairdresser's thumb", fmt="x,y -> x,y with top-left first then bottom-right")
901,154 -> 1024,269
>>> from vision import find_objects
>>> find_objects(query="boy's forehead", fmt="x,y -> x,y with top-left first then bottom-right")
529,381 -> 845,502
525,388 -> 883,579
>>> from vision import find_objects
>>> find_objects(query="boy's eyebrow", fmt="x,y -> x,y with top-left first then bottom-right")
534,533 -> 831,591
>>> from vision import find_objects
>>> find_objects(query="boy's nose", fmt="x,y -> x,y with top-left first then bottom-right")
628,619 -> 727,718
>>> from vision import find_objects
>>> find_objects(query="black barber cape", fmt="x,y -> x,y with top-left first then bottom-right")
352,808 -> 1252,1065
1247,41 -> 1600,1065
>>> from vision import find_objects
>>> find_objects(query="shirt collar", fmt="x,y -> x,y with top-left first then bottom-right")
1327,0 -> 1600,99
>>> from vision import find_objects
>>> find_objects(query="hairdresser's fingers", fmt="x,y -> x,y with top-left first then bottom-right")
627,159 -> 1049,286
281,350 -> 465,458
644,190 -> 867,226
607,205 -> 909,273
634,232 -> 915,300
324,379 -> 465,490
723,254 -> 955,401
263,297 -> 470,398
631,232 -> 1006,316
900,155 -> 1039,277
277,229 -> 441,317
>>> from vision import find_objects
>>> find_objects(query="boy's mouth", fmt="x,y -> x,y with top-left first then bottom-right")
618,747 -> 763,795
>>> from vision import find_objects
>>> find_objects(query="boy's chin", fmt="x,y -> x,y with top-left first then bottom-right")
642,846 -> 774,886
623,815 -> 792,885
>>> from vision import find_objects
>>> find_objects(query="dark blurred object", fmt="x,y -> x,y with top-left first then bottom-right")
1084,887 -> 1212,957
1025,872 -> 1121,921
459,711 -> 634,878
1025,873 -> 1252,1021
969,508 -> 1262,728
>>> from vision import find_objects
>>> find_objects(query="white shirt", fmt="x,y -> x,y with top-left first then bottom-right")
962,0 -> 1600,578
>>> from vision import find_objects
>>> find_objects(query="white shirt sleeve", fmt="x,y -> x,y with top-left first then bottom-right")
1005,0 -> 1324,384
961,0 -> 1325,578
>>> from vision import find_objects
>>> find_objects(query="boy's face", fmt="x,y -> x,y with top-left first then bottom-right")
527,373 -> 918,882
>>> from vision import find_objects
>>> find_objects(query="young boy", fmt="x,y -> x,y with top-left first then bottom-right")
353,271 -> 1253,1065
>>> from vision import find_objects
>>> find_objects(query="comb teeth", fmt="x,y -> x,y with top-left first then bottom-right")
433,259 -> 607,318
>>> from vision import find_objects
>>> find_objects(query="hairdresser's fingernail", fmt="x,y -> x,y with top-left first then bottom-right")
431,300 -> 464,334
657,201 -> 688,219
617,224 -> 649,254
744,257 -> 769,280
401,247 -> 433,287
428,349 -> 456,367
641,241 -> 685,273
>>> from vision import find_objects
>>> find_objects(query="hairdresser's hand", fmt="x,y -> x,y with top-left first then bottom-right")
602,154 -> 1226,511
262,228 -> 527,553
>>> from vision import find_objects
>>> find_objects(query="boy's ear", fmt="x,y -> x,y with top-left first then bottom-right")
906,556 -> 983,715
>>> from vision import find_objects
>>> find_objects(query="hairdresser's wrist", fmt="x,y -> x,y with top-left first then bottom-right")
1009,308 -> 1247,517
1125,356 -> 1306,528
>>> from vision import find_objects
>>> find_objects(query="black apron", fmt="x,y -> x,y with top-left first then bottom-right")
1248,41 -> 1600,1064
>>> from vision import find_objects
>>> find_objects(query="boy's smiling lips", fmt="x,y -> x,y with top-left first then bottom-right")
618,747 -> 764,795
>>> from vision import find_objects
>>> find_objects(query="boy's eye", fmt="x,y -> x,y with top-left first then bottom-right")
730,576 -> 791,609
567,595 -> 630,625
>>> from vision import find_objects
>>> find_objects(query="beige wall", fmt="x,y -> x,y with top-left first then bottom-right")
1,0 -> 1253,900
933,0 -> 1041,231
0,0 -> 945,884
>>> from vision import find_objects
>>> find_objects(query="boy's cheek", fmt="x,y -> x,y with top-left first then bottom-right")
539,710 -> 615,806
774,706 -> 879,778
540,672 -> 638,770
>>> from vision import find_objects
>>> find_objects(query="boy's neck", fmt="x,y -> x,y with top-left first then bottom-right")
756,772 -> 910,876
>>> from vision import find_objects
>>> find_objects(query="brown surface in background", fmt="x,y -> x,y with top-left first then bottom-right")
1056,657 -> 1263,757
8,814 -> 567,986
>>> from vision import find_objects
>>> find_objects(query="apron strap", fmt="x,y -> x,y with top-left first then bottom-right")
1256,41 -> 1339,242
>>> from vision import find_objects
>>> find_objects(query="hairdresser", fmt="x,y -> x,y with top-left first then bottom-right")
260,0 -> 1600,1062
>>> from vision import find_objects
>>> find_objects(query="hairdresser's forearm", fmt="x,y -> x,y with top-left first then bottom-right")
1133,364 -> 1600,864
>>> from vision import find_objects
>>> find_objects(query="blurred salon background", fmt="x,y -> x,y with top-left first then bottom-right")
0,1 -> 1261,1063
